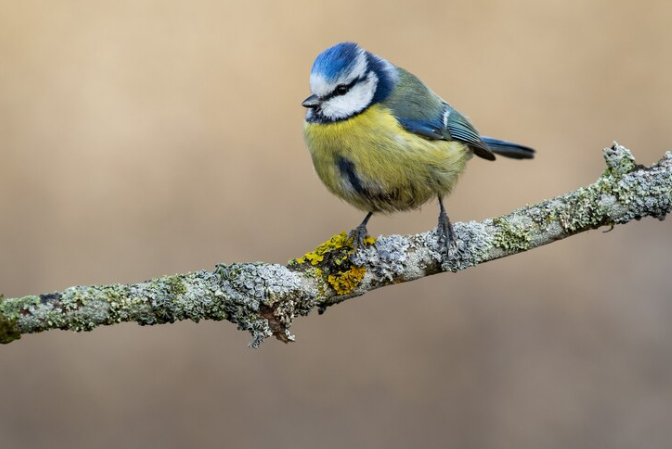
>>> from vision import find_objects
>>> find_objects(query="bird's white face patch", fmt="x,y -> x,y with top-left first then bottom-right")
319,72 -> 379,121
308,50 -> 378,121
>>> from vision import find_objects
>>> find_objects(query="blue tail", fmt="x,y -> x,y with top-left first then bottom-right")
482,137 -> 535,160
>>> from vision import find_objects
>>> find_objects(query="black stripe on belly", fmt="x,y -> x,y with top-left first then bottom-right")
337,157 -> 368,196
337,156 -> 408,208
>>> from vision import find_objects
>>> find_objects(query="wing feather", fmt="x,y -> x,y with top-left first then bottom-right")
383,68 -> 495,160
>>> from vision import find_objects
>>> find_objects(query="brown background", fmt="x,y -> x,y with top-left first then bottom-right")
1,1 -> 671,448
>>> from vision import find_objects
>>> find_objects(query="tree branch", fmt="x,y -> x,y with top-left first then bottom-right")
1,144 -> 670,347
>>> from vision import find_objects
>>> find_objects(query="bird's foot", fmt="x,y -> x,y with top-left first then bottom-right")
437,210 -> 456,253
348,224 -> 370,251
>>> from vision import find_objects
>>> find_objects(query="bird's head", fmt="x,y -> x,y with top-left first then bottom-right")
303,42 -> 398,123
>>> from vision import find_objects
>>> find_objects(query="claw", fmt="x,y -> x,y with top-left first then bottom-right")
348,211 -> 374,251
437,210 -> 456,252
348,224 -> 369,250
437,196 -> 456,254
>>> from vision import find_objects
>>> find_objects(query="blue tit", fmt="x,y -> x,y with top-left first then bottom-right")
302,42 -> 535,250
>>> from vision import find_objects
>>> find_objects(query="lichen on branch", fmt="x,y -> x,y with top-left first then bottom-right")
1,143 -> 670,347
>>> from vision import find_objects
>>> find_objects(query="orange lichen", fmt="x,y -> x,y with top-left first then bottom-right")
327,266 -> 366,295
294,232 -> 375,266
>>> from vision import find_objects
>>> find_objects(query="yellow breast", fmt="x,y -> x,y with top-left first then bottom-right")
303,104 -> 470,213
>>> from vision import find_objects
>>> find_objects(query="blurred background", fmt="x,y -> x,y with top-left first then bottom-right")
1,1 -> 671,448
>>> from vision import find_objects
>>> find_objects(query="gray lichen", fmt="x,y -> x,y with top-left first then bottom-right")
604,143 -> 637,175
362,234 -> 410,282
215,263 -> 314,347
610,151 -> 672,223
440,221 -> 493,272
0,143 -> 670,347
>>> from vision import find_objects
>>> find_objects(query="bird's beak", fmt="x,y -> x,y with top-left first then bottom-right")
302,94 -> 321,109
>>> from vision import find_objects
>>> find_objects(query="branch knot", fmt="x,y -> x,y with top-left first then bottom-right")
603,142 -> 636,175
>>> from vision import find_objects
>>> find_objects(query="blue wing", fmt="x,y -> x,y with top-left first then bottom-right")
396,118 -> 445,140
383,69 -> 495,160
396,105 -> 496,161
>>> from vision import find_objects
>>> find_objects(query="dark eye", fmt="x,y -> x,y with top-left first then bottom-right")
335,84 -> 349,96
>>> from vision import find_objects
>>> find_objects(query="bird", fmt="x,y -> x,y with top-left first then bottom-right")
302,42 -> 535,251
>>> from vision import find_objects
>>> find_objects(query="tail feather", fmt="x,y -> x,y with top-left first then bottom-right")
482,136 -> 535,160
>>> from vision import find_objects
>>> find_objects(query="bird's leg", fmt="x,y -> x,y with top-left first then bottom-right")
437,196 -> 456,252
348,211 -> 373,250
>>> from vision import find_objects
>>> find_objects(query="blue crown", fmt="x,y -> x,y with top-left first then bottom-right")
311,42 -> 362,81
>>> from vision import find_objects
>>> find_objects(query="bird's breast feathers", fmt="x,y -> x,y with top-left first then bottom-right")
303,104 -> 470,213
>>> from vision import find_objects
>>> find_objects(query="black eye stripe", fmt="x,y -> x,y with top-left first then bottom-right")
335,84 -> 349,95
322,73 -> 367,101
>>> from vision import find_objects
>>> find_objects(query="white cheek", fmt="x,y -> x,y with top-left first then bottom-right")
321,74 -> 379,120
